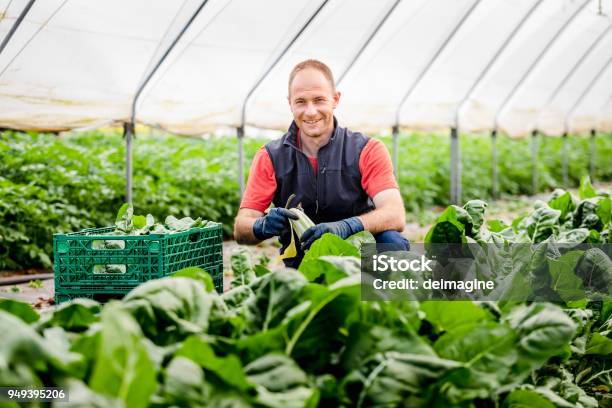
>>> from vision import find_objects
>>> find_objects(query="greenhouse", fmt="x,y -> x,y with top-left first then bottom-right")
0,0 -> 611,406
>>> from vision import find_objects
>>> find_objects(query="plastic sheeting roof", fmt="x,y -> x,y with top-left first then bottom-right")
1,0 -> 611,137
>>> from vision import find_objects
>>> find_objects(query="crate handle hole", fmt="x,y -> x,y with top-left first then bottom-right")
93,264 -> 127,274
189,232 -> 201,242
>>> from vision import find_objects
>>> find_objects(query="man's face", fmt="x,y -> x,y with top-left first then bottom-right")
288,68 -> 340,139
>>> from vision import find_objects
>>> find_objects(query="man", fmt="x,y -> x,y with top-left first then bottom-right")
234,59 -> 408,267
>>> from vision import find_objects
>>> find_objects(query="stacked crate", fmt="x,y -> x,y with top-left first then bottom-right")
53,223 -> 223,303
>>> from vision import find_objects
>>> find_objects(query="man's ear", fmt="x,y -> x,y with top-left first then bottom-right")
333,91 -> 341,108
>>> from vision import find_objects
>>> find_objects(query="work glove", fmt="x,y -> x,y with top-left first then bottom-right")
253,208 -> 299,240
300,216 -> 364,250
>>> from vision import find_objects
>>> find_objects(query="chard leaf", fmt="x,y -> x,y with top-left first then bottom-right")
0,299 -> 39,323
176,335 -> 251,391
122,277 -> 214,345
548,250 -> 586,304
172,266 -> 215,292
420,301 -> 489,333
579,175 -> 597,199
231,247 -> 256,288
299,255 -> 360,284
585,332 -> 612,356
502,389 -> 555,408
301,233 -> 360,263
90,302 -> 156,408
464,199 -> 487,233
160,356 -> 207,406
548,190 -> 575,221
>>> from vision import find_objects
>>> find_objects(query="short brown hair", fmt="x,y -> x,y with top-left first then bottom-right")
288,59 -> 336,94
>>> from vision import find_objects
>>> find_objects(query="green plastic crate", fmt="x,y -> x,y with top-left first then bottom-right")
55,264 -> 224,304
54,224 -> 223,302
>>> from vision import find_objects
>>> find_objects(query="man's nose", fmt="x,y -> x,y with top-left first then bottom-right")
304,102 -> 317,117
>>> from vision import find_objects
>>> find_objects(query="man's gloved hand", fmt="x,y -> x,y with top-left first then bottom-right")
253,208 -> 299,240
300,216 -> 364,250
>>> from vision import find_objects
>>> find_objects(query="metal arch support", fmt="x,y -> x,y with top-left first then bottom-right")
531,130 -> 539,194
124,0 -> 210,204
589,129 -> 596,181
130,0 -> 210,123
0,0 -> 35,55
494,0 -> 589,130
390,0 -> 482,205
336,0 -> 402,87
561,132 -> 569,187
237,126 -> 245,197
124,122 -> 135,203
240,0 -> 330,127
541,23 -> 612,123
491,129 -> 498,198
564,54 -> 612,133
392,125 -> 399,177
454,0 -> 543,127
394,0 -> 482,126
450,127 -> 461,204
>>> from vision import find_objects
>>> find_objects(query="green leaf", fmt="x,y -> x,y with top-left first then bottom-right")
585,332 -> 612,356
487,219 -> 509,233
548,251 -> 586,303
421,301 -> 489,333
596,196 -> 611,226
231,247 -> 256,288
122,277 -> 215,345
90,302 -> 156,408
578,175 -> 597,199
172,266 -> 215,292
245,354 -> 319,408
345,231 -> 376,252
0,299 -> 39,323
299,255 -> 360,284
503,303 -> 576,375
464,199 -> 487,233
160,356 -> 207,406
502,389 -> 555,408
575,248 -> 612,294
40,298 -> 100,331
548,190 -> 575,221
176,335 -> 252,391
301,233 -> 360,264
425,205 -> 469,244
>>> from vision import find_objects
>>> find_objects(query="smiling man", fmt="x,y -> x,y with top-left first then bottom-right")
234,59 -> 408,267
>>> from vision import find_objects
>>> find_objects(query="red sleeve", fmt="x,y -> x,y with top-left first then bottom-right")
359,138 -> 399,198
240,147 -> 277,212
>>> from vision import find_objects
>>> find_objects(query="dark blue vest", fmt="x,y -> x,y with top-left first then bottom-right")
265,119 -> 375,267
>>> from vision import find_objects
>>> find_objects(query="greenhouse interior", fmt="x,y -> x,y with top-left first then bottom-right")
0,0 -> 611,406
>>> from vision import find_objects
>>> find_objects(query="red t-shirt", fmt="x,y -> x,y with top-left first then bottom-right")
240,135 -> 398,212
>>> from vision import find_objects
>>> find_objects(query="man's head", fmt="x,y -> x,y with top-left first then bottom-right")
288,59 -> 340,140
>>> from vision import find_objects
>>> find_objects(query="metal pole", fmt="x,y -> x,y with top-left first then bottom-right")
561,132 -> 568,187
531,130 -> 538,195
491,130 -> 498,199
494,0 -> 589,130
237,126 -> 245,197
124,122 -> 135,203
336,0 -> 402,86
392,125 -> 399,177
450,127 -> 460,204
124,0 -> 209,203
589,129 -> 596,181
0,0 -> 36,55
